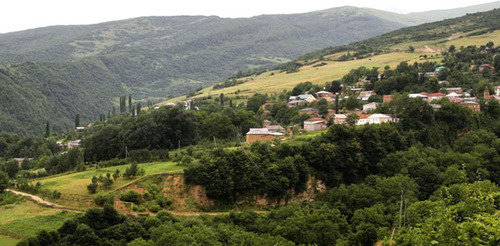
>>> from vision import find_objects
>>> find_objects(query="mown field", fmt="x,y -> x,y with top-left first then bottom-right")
0,200 -> 79,245
161,30 -> 499,106
37,161 -> 183,197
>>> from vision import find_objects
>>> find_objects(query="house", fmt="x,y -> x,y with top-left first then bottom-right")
449,97 -> 464,103
14,158 -> 25,167
266,125 -> 285,133
495,86 -> 500,96
304,118 -> 327,132
358,91 -> 376,101
355,77 -> 370,88
350,88 -> 362,93
288,100 -> 306,108
438,80 -> 450,85
315,91 -> 334,98
409,93 -> 428,99
425,72 -> 436,77
68,140 -> 82,149
445,87 -> 463,94
299,107 -> 319,117
479,64 -> 492,72
362,102 -> 379,112
356,114 -> 399,125
298,94 -> 317,103
383,95 -> 393,103
435,66 -> 446,73
446,92 -> 460,99
427,92 -> 445,102
460,101 -> 481,112
333,114 -> 347,124
246,128 -> 285,143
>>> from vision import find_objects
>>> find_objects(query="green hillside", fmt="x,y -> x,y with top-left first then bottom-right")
165,9 -> 500,103
0,4 -> 498,135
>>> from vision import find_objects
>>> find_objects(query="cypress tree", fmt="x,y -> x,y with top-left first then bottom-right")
220,93 -> 224,106
335,94 -> 340,114
128,94 -> 132,114
75,114 -> 80,128
120,96 -> 126,114
45,121 -> 50,138
136,103 -> 141,116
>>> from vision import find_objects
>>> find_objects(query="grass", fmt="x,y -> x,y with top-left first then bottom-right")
0,200 -> 79,242
163,51 -> 437,104
36,161 -> 183,197
0,235 -> 20,246
159,30 -> 498,106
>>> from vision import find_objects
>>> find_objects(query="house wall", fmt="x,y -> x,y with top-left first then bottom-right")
246,134 -> 276,143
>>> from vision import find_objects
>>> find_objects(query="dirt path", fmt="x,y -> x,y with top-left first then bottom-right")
6,189 -> 82,211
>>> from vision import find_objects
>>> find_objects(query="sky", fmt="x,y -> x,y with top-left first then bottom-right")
0,0 -> 497,34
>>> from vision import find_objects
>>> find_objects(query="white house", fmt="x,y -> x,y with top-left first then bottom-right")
362,102 -> 379,112
356,114 -> 399,125
304,118 -> 327,132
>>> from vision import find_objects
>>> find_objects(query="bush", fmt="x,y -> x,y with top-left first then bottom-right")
148,202 -> 161,213
94,192 -> 115,206
87,183 -> 98,194
120,190 -> 142,204
156,196 -> 174,208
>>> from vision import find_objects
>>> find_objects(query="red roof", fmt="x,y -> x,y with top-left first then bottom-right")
449,98 -> 463,103
305,117 -> 326,122
428,93 -> 444,97
359,114 -> 371,119
479,64 -> 491,67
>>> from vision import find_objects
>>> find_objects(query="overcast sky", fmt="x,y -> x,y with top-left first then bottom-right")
0,0 -> 498,34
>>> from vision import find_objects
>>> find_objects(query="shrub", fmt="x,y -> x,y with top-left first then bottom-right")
87,183 -> 98,194
129,149 -> 152,163
94,192 -> 115,206
120,190 -> 142,204
148,202 -> 161,213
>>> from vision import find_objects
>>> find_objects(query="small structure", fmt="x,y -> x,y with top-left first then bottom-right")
358,91 -> 376,101
68,140 -> 82,149
266,125 -> 285,134
446,92 -> 460,99
430,104 -> 442,111
304,118 -> 327,132
299,107 -> 319,117
435,66 -> 446,73
479,64 -> 492,72
427,92 -> 445,102
315,91 -> 334,98
495,86 -> 500,96
362,102 -> 379,112
460,101 -> 481,112
409,93 -> 427,99
262,103 -> 274,110
333,114 -> 347,124
383,95 -> 393,103
288,99 -> 306,108
356,114 -> 399,125
246,128 -> 285,143
298,94 -> 317,103
425,72 -> 436,77
14,158 -> 25,167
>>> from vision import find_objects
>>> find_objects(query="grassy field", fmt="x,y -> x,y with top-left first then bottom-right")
163,51 -> 437,104
0,200 -> 79,245
159,30 -> 499,106
37,161 -> 183,197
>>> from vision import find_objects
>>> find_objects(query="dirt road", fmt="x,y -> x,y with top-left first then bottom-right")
6,189 -> 82,211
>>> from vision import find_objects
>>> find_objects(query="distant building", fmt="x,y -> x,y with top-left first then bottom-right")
297,94 -> 317,103
246,128 -> 285,143
262,120 -> 271,127
430,104 -> 442,111
460,101 -> 481,112
358,91 -> 376,101
299,107 -> 319,117
427,92 -> 445,101
495,86 -> 500,96
356,114 -> 399,125
333,114 -> 347,124
383,95 -> 393,103
409,93 -> 428,99
445,87 -> 463,94
288,99 -> 306,108
266,125 -> 285,133
446,92 -> 460,99
315,91 -> 334,98
362,102 -> 379,112
304,118 -> 327,132
68,140 -> 82,149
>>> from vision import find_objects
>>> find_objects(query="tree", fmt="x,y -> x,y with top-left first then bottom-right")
0,171 -> 8,192
75,114 -> 80,128
128,94 -> 133,115
346,113 -> 359,126
345,96 -> 361,110
448,45 -> 456,53
335,94 -> 340,113
45,121 -> 50,138
136,103 -> 141,116
408,46 -> 415,52
219,93 -> 224,106
5,159 -> 19,178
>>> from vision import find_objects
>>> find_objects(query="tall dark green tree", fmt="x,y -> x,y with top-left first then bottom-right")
335,94 -> 340,114
128,94 -> 133,115
45,121 -> 50,138
136,103 -> 141,116
120,96 -> 126,114
220,93 -> 224,106
75,114 -> 80,128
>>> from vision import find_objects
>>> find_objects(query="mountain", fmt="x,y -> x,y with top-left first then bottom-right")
406,1 -> 499,22
0,3 -> 498,135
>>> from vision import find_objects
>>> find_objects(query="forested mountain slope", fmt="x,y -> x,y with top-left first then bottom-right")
0,3 -> 498,135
